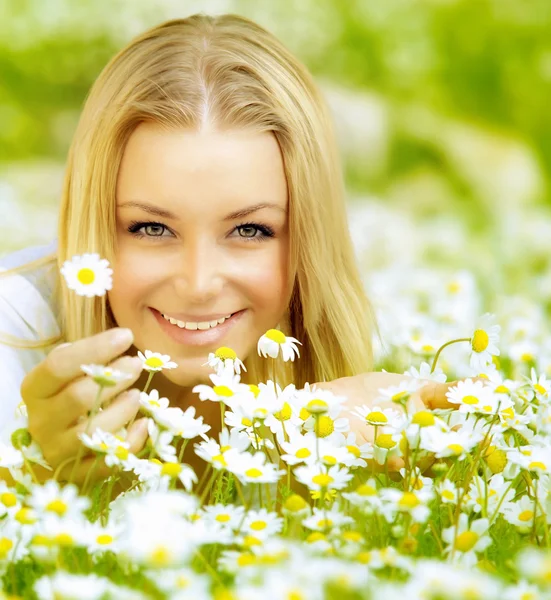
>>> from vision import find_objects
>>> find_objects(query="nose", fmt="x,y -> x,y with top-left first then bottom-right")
173,235 -> 224,303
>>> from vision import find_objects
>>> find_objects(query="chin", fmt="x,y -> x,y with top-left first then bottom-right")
163,365 -> 212,388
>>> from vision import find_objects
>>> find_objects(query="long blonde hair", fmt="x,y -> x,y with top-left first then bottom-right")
1,12 -> 376,387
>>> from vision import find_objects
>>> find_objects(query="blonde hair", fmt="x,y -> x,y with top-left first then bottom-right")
1,12 -> 376,387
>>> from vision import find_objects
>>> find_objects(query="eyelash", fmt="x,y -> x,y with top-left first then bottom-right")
126,220 -> 275,243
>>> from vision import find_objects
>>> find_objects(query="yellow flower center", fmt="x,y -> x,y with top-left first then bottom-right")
455,531 -> 479,552
442,490 -> 455,500
521,353 -> 534,363
322,455 -> 337,466
1,492 -> 17,507
249,384 -> 260,398
0,537 -> 13,558
356,551 -> 371,564
528,461 -> 547,471
295,448 -> 311,459
97,534 -> 114,545
375,434 -> 396,449
77,267 -> 95,285
31,534 -> 51,547
115,445 -> 129,461
176,576 -> 190,589
299,407 -> 311,421
421,344 -> 435,353
462,395 -> 479,405
212,454 -> 227,466
448,282 -> 461,294
265,329 -> 286,344
347,445 -> 361,458
250,520 -> 267,531
237,553 -> 256,567
486,449 -> 507,474
274,402 -> 292,421
412,411 -> 435,427
55,533 -> 74,547
391,391 -> 409,402
447,444 -> 464,456
161,463 -> 182,477
216,514 -> 231,523
314,416 -> 334,438
215,346 -> 237,360
241,418 -> 253,427
306,532 -> 326,543
213,385 -> 234,397
518,510 -> 534,522
494,385 -> 509,394
145,357 -> 163,369
150,546 -> 171,567
15,508 -> 35,524
342,531 -> 362,543
356,484 -> 377,496
312,474 -> 334,487
284,494 -> 308,512
317,519 -> 333,529
399,492 -> 420,509
245,468 -> 263,478
501,407 -> 515,419
46,499 -> 67,516
534,384 -> 547,396
472,330 -> 489,353
306,399 -> 329,414
366,411 -> 387,424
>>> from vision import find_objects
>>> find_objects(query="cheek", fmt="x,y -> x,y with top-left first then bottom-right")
107,247 -> 160,322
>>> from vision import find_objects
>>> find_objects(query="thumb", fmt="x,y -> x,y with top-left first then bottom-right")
126,418 -> 149,453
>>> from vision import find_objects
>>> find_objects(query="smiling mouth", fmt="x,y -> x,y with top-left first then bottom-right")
159,311 -> 239,331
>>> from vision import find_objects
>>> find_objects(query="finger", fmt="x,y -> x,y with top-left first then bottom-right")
71,388 -> 141,437
418,381 -> 456,410
126,418 -> 149,453
22,327 -> 135,401
54,356 -> 143,428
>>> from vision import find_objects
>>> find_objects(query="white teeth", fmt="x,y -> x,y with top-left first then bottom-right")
161,312 -> 233,330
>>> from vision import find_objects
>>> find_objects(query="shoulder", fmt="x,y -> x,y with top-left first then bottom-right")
0,240 -> 61,442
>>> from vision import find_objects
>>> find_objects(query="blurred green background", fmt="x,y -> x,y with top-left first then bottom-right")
1,0 -> 551,304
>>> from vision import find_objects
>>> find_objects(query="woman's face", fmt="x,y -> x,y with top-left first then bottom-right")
108,122 -> 290,387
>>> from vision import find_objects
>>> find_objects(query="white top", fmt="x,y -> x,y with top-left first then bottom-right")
0,240 -> 60,442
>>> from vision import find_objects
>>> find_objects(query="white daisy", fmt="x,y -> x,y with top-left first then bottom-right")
137,350 -> 177,372
0,442 -> 24,469
239,508 -> 283,540
293,463 -> 353,491
378,378 -> 423,405
470,313 -> 500,370
442,514 -> 491,566
404,361 -> 447,383
203,346 -> 246,376
81,363 -> 135,387
139,389 -> 170,415
501,495 -> 538,529
445,378 -> 496,414
202,504 -> 245,530
193,372 -> 252,405
257,329 -> 302,361
302,507 -> 354,532
60,253 -> 113,297
27,481 -> 90,519
225,449 -> 285,484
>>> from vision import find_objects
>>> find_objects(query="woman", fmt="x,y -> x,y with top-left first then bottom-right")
0,13 -> 451,486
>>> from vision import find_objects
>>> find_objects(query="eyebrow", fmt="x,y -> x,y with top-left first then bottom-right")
118,201 -> 286,221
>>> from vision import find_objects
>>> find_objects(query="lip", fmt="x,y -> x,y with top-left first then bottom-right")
150,307 -> 246,347
157,310 -> 236,322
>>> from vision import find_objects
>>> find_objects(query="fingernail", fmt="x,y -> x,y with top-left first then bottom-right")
110,328 -> 133,347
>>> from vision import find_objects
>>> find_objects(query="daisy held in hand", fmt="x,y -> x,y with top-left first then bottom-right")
60,253 -> 113,298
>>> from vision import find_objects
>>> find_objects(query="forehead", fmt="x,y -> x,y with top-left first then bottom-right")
116,123 -> 288,213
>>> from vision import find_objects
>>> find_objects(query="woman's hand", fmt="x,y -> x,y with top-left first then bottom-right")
314,371 -> 458,471
20,328 -> 149,485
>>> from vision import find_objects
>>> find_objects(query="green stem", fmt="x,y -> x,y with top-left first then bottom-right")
431,338 -> 471,373
69,385 -> 104,485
